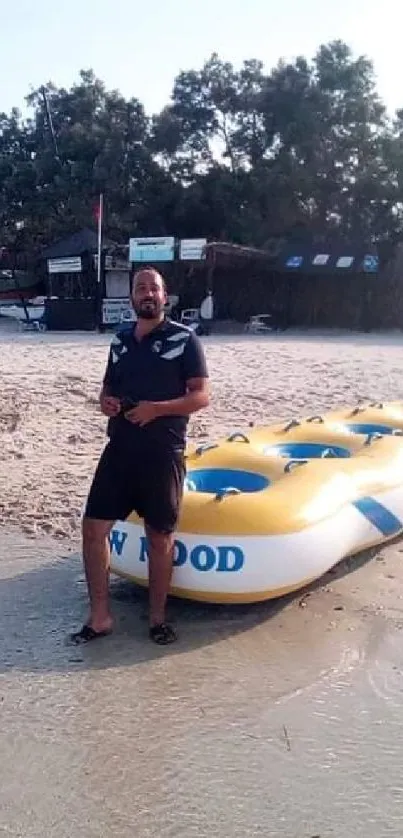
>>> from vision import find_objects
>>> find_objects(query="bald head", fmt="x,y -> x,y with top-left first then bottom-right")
131,267 -> 167,321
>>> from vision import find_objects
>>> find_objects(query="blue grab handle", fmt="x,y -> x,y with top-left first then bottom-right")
214,487 -> 242,501
284,459 -> 309,473
321,447 -> 337,458
195,443 -> 219,456
283,419 -> 301,432
364,432 -> 383,446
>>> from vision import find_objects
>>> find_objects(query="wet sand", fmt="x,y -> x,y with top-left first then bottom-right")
2,327 -> 403,835
2,528 -> 403,836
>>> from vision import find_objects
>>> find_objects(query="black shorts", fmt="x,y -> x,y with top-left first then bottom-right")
84,440 -> 186,534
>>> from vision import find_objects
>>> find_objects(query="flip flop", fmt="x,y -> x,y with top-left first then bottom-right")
149,623 -> 177,645
69,624 -> 112,645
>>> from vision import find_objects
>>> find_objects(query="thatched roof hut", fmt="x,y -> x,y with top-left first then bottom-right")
204,240 -> 279,268
185,238 -> 385,330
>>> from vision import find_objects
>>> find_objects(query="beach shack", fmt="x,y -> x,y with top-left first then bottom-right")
41,228 -> 131,330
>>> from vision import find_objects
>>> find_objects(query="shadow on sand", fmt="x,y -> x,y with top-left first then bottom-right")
0,533 -> 389,676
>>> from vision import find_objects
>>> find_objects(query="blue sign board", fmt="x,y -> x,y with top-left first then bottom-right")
362,254 -> 378,273
285,255 -> 303,268
129,236 -> 175,262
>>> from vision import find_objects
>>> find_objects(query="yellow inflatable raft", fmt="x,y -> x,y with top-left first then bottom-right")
109,401 -> 403,603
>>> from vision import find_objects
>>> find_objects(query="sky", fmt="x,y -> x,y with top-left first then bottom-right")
1,0 -> 401,118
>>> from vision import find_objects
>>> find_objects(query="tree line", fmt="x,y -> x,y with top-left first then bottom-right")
1,39 -> 403,260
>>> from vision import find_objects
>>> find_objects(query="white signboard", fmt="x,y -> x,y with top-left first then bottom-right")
48,257 -> 82,274
102,297 -> 134,325
93,254 -> 130,271
129,236 -> 175,263
180,238 -> 207,261
312,253 -> 330,266
336,256 -> 354,269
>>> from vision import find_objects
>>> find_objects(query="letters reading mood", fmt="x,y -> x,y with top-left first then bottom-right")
109,530 -> 245,573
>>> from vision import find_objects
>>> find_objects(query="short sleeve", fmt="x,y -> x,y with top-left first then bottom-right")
182,331 -> 209,380
103,345 -> 116,390
102,334 -> 123,391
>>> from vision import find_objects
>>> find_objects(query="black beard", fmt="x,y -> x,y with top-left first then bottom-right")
136,308 -> 157,320
134,302 -> 163,320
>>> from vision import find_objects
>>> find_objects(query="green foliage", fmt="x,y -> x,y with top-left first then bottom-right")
1,42 -> 403,255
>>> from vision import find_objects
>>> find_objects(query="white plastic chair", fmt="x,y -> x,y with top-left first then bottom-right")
119,308 -> 136,324
244,314 -> 273,334
180,308 -> 200,326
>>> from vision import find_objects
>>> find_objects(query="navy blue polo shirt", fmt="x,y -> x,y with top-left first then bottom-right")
103,318 -> 208,452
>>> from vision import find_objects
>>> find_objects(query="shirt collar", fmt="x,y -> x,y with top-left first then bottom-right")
132,316 -> 171,342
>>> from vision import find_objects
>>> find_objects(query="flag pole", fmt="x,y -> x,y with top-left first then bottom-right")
97,192 -> 103,287
96,192 -> 104,330
40,86 -> 61,162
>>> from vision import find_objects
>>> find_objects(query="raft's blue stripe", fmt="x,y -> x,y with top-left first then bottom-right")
353,496 -> 402,537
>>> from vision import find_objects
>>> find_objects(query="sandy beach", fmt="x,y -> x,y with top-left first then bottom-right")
2,325 -> 403,542
2,323 -> 403,836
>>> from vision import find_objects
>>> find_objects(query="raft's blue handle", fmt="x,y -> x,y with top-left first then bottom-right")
321,447 -> 337,458
195,443 -> 219,456
283,419 -> 301,432
214,487 -> 242,501
364,432 -> 383,446
284,459 -> 309,473
351,401 -> 384,415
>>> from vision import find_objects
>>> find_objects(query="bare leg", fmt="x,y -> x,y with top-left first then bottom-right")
145,525 -> 176,637
80,517 -> 115,634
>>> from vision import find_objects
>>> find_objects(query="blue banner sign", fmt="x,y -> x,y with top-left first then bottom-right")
129,236 -> 175,262
285,255 -> 303,268
362,254 -> 378,273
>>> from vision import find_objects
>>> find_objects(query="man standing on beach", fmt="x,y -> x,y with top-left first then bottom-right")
71,268 -> 209,646
199,289 -> 214,335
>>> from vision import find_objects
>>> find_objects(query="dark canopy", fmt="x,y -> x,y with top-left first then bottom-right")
41,228 -> 114,260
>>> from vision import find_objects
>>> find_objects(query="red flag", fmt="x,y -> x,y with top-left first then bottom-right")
93,198 -> 101,223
